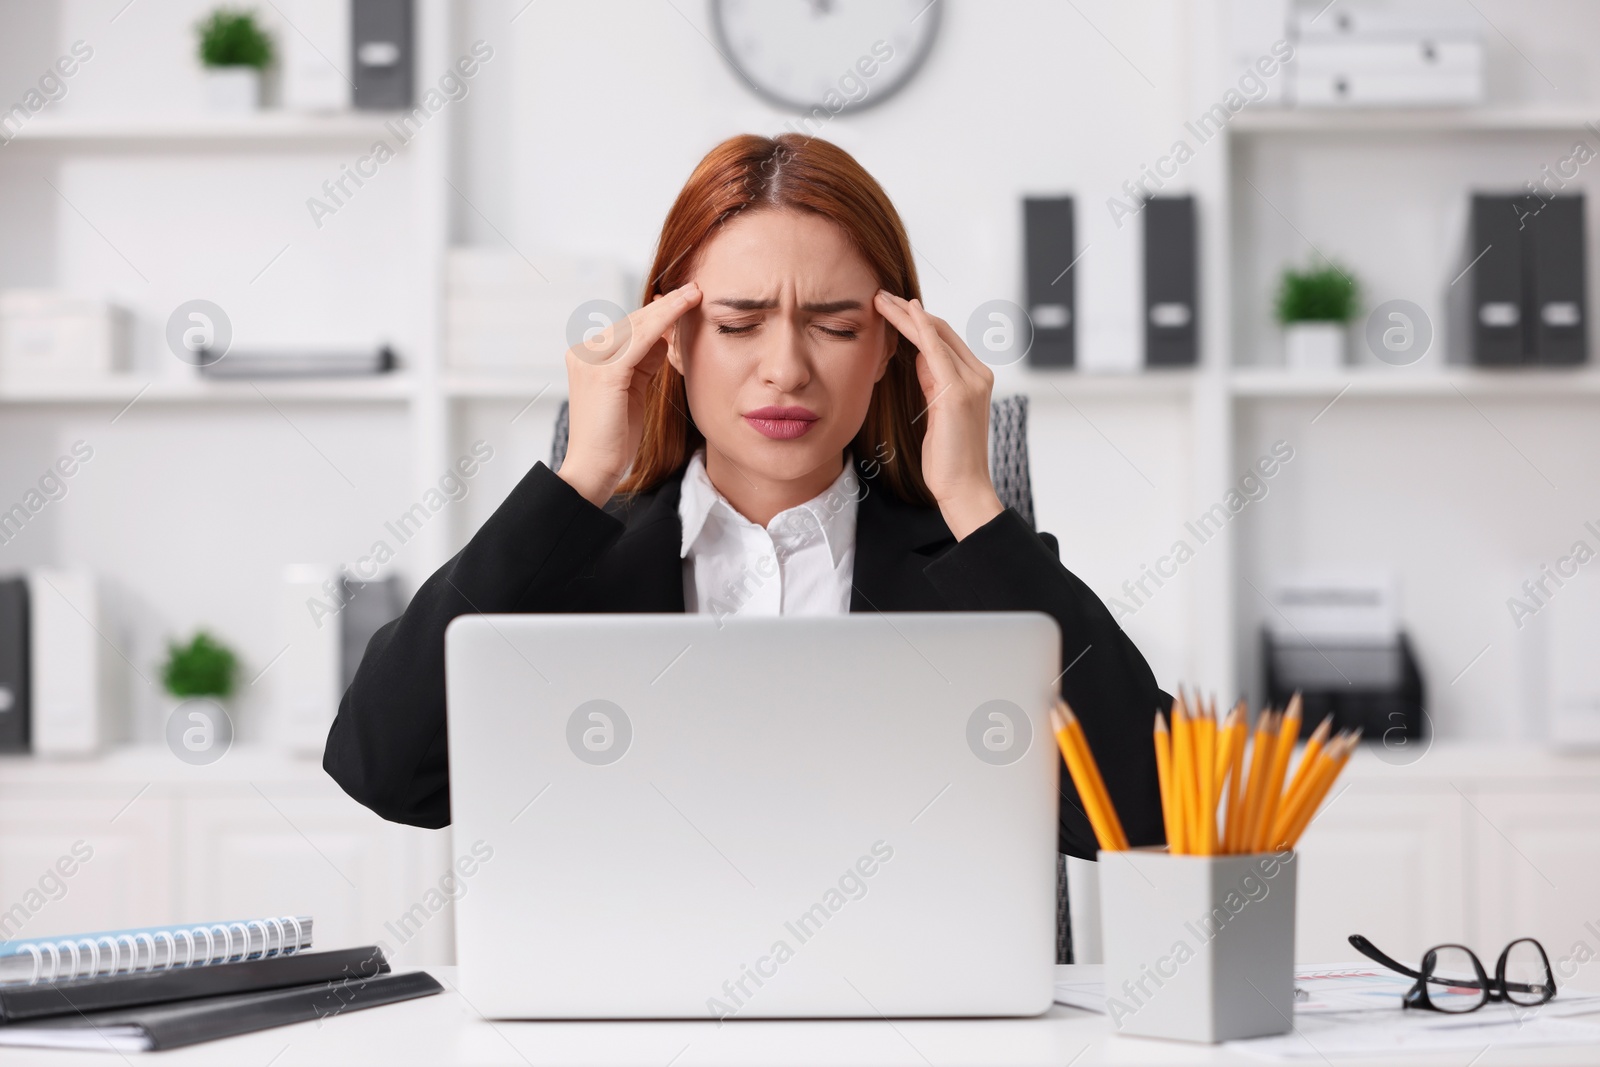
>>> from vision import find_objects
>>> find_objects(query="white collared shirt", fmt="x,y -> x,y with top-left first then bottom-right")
678,448 -> 859,621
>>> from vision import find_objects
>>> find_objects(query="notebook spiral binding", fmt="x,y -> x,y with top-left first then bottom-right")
17,916 -> 308,985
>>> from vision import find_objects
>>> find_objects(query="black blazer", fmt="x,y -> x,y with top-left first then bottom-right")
323,457 -> 1169,859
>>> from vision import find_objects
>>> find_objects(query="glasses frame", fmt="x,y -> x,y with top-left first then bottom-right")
1348,934 -> 1557,1013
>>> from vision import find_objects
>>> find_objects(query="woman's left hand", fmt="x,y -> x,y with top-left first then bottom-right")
874,291 -> 1005,540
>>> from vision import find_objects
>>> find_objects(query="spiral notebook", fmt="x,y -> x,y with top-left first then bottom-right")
0,916 -> 312,986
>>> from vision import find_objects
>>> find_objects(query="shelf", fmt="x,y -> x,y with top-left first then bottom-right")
0,374 -> 416,405
1005,368 -> 1198,402
442,371 -> 568,400
1229,366 -> 1600,399
4,112 -> 411,145
1230,106 -> 1600,135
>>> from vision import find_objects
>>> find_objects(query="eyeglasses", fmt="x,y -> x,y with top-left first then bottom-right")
1349,934 -> 1557,1013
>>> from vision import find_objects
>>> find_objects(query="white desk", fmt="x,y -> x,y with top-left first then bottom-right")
7,967 -> 1599,1066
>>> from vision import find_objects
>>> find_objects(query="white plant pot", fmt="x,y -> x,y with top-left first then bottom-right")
204,67 -> 261,113
1284,322 -> 1346,371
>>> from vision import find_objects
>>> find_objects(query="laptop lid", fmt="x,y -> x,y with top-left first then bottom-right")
445,612 -> 1060,1019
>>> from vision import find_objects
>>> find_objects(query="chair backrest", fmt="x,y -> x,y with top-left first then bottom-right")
548,394 -> 1037,528
546,393 -> 1068,960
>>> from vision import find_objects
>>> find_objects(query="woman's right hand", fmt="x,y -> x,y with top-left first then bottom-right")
556,281 -> 701,507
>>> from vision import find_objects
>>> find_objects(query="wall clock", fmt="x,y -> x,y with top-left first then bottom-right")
710,0 -> 942,116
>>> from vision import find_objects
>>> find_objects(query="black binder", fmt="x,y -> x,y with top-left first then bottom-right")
1464,194 -> 1529,365
339,575 -> 403,691
0,577 -> 26,752
352,0 -> 414,110
1527,194 -> 1587,365
0,946 -> 388,1023
0,972 -> 441,1052
1143,195 -> 1198,367
1023,196 -> 1076,368
1461,193 -> 1589,366
0,946 -> 441,1052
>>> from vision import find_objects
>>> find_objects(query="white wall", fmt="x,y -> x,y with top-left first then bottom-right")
483,0 -> 1201,686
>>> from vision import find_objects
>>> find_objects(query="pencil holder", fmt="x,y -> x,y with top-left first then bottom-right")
1097,848 -> 1297,1043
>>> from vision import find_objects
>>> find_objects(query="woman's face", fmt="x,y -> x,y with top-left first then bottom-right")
667,208 -> 894,490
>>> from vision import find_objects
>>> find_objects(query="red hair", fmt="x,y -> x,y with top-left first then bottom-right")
614,133 -> 934,507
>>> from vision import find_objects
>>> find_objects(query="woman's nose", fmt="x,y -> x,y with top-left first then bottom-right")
756,320 -> 810,393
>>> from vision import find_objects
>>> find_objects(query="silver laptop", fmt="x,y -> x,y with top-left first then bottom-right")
445,612 -> 1060,1019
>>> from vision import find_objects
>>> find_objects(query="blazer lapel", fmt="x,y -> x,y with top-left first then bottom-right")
849,459 -> 957,613
583,474 -> 686,612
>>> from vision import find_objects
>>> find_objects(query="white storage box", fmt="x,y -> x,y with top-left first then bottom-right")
0,290 -> 130,381
445,249 -> 633,373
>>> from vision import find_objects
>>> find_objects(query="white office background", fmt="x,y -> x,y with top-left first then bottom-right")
2,0 -> 1600,983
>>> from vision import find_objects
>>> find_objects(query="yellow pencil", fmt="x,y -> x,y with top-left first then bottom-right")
1195,703 -> 1217,854
1238,710 -> 1278,854
1171,693 -> 1194,855
1277,733 -> 1356,849
1219,703 -> 1248,853
1252,698 -> 1301,852
1279,714 -> 1333,821
1052,702 -> 1129,851
1154,711 -> 1181,855
1052,705 -> 1116,850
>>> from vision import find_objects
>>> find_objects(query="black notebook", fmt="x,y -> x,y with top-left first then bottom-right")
0,945 -> 388,1023
0,971 -> 442,1052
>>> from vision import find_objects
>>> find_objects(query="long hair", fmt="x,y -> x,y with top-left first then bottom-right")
614,133 -> 935,508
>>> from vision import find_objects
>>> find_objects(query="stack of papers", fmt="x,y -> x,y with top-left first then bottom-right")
1055,963 -> 1600,1060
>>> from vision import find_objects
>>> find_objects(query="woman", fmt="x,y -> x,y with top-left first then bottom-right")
324,133 -> 1167,860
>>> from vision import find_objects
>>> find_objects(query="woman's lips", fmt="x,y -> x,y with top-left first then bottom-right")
743,406 -> 818,440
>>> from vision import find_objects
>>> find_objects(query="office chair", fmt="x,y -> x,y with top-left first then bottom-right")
547,394 -> 1073,962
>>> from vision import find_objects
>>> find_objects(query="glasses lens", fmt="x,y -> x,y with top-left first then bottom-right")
1423,946 -> 1486,1012
1503,940 -> 1554,1005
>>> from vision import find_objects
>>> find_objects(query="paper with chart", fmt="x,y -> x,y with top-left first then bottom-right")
1055,962 -> 1600,1060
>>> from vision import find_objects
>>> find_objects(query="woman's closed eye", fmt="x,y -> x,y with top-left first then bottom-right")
713,320 -> 860,340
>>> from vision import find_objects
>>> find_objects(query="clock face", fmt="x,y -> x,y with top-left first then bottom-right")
711,0 -> 941,116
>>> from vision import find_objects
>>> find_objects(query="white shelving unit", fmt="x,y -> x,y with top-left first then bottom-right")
0,375 -> 418,404
1231,105 -> 1600,134
4,113 -> 409,144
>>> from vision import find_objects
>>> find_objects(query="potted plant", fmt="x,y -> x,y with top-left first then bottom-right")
1275,261 -> 1359,371
195,8 -> 274,113
161,631 -> 238,763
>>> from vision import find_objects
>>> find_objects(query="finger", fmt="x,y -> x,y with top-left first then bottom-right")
929,313 -> 994,382
584,282 -> 700,368
876,291 -> 956,382
904,296 -> 967,384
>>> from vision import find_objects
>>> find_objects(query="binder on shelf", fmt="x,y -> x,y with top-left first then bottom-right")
1023,196 -> 1076,368
0,577 -> 27,753
340,575 -> 403,693
26,568 -> 123,756
278,566 -> 343,755
351,0 -> 414,110
279,0 -> 351,112
197,346 -> 396,379
1454,193 -> 1588,366
1143,195 -> 1198,368
1456,194 -> 1529,365
1527,194 -> 1587,365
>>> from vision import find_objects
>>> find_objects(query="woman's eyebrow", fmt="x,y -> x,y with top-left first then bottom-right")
709,297 -> 865,313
